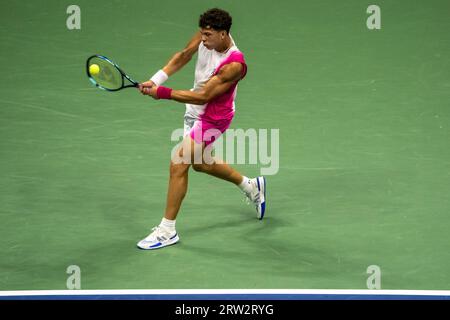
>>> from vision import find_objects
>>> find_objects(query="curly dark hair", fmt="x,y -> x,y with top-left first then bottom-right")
199,8 -> 232,34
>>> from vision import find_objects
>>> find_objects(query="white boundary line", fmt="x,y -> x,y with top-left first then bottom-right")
1,289 -> 450,297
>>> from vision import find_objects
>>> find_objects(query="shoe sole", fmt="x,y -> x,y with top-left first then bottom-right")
256,176 -> 266,220
137,234 -> 180,250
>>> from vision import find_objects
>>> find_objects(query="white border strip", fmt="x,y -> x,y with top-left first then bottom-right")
1,289 -> 450,297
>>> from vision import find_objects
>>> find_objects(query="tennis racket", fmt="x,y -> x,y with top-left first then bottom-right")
86,55 -> 139,91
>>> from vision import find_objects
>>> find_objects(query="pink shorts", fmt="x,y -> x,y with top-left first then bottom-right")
189,117 -> 232,147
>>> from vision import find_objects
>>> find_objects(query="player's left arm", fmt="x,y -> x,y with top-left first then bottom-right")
144,62 -> 244,105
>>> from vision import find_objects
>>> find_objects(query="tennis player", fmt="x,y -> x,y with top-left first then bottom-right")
137,8 -> 266,249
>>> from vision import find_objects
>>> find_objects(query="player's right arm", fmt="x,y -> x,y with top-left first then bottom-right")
162,31 -> 201,76
139,32 -> 201,90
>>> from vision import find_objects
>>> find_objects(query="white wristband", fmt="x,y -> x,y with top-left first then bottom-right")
150,69 -> 169,86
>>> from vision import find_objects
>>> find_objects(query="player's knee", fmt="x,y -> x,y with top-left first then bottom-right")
192,163 -> 207,173
170,162 -> 189,177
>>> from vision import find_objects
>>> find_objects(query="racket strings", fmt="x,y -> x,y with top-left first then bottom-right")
88,57 -> 123,90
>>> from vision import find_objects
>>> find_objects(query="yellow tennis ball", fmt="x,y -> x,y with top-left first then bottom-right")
89,64 -> 100,75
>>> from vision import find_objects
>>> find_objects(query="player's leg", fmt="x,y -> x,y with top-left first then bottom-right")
164,137 -> 195,220
137,138 -> 192,250
191,141 -> 267,220
189,120 -> 243,185
192,156 -> 243,185
165,136 -> 266,220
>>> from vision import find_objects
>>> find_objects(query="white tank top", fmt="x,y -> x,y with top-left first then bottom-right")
185,36 -> 238,119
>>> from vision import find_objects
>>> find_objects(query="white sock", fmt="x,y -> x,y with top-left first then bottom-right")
160,217 -> 176,232
238,176 -> 253,194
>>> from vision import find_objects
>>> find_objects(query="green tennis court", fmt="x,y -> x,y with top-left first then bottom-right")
1,0 -> 449,290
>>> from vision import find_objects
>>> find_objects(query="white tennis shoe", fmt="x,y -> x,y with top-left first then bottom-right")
137,226 -> 179,250
244,176 -> 266,220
